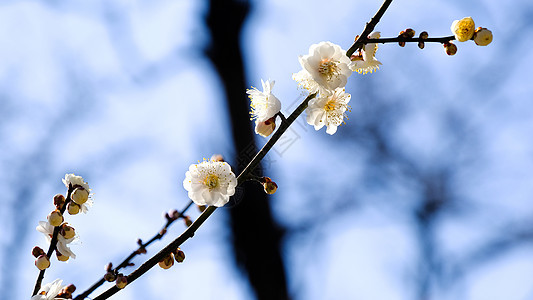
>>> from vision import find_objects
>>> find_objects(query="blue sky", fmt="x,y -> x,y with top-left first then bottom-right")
1,0 -> 532,299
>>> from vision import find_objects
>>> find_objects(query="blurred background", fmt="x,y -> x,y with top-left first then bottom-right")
1,0 -> 531,299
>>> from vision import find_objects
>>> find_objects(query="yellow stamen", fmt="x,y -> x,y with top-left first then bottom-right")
204,174 -> 220,190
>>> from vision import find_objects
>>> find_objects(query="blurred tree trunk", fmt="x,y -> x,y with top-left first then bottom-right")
205,0 -> 290,299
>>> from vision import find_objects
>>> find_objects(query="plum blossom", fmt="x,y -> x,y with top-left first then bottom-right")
350,32 -> 382,74
36,221 -> 77,259
183,159 -> 237,207
294,41 -> 352,93
306,88 -> 351,135
31,279 -> 64,300
247,79 -> 282,137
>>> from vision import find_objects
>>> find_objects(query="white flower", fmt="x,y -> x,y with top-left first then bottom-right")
451,17 -> 475,42
247,79 -> 282,137
62,174 -> 93,213
294,41 -> 352,93
350,32 -> 382,74
183,160 -> 237,207
36,221 -> 77,259
31,279 -> 63,300
306,88 -> 351,135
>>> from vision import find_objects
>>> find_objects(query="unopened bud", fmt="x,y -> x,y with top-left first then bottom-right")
419,31 -> 429,39
35,254 -> 50,270
71,187 -> 89,205
444,42 -> 457,56
65,284 -> 76,294
183,216 -> 193,227
451,16 -> 475,42
262,177 -> 278,194
104,271 -> 116,282
60,224 -> 76,239
158,254 -> 174,269
32,246 -> 45,258
168,209 -> 180,220
56,251 -> 70,262
175,248 -> 185,263
67,202 -> 80,215
116,274 -> 128,289
398,41 -> 406,47
210,154 -> 225,162
105,262 -> 113,271
404,28 -> 415,38
473,27 -> 492,46
418,41 -> 425,49
47,210 -> 64,227
53,194 -> 66,209
255,117 -> 276,137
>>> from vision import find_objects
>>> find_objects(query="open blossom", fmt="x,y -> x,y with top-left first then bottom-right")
350,32 -> 382,74
31,279 -> 64,300
451,17 -> 475,42
36,221 -> 77,259
62,174 -> 93,213
183,159 -> 237,207
294,41 -> 352,93
247,79 -> 281,137
306,88 -> 351,135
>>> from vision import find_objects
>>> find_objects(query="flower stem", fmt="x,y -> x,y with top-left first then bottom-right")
32,185 -> 73,296
73,200 -> 194,300
92,92 -> 317,300
365,35 -> 455,44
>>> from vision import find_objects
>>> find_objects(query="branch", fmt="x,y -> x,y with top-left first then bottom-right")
366,35 -> 455,44
73,201 -> 194,300
92,92 -> 317,300
32,185 -> 74,296
346,0 -> 393,57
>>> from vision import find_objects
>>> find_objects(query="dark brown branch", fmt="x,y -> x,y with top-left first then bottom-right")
32,184 -> 74,296
346,0 -> 393,57
73,200 -> 194,300
366,35 -> 455,44
92,92 -> 317,300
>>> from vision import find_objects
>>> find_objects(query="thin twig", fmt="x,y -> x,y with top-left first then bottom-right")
366,35 -> 455,44
73,201 -> 194,300
346,0 -> 394,57
92,92 -> 317,300
32,184 -> 74,296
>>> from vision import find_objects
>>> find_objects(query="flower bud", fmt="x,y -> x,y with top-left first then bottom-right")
67,202 -> 80,215
262,177 -> 278,194
71,187 -> 89,205
35,254 -> 50,270
56,251 -> 70,262
168,209 -> 180,220
398,41 -> 406,47
32,246 -> 45,258
104,271 -> 116,282
116,274 -> 128,289
57,284 -> 76,299
444,42 -> 457,56
419,31 -> 429,39
473,27 -> 492,46
60,224 -> 76,239
175,248 -> 186,263
404,28 -> 415,38
47,210 -> 64,227
451,17 -> 475,42
65,284 -> 76,294
210,154 -> 225,162
255,117 -> 276,137
105,262 -> 113,271
418,41 -> 425,49
158,254 -> 174,269
53,194 -> 66,209
183,216 -> 193,227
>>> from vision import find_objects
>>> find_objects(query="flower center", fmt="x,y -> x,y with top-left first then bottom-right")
318,59 -> 340,81
204,174 -> 220,190
324,99 -> 337,111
